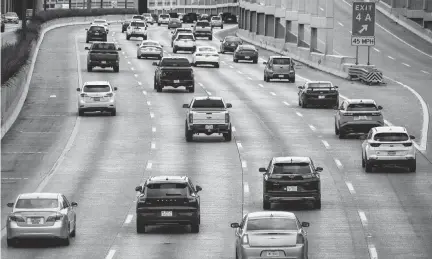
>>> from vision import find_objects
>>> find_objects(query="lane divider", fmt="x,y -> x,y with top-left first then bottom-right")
358,210 -> 368,227
345,181 -> 356,194
283,101 -> 290,106
269,92 -> 276,96
295,111 -> 303,117
308,124 -> 316,132
146,161 -> 153,170
321,140 -> 330,149
334,158 -> 343,169
105,249 -> 116,259
124,214 -> 133,224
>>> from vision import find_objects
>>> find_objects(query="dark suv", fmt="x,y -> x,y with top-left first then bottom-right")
260,157 -> 322,210
153,57 -> 195,93
135,176 -> 202,233
86,25 -> 107,43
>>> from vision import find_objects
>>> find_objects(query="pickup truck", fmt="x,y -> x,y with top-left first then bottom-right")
183,96 -> 233,142
193,21 -> 212,40
153,57 -> 195,93
85,42 -> 122,72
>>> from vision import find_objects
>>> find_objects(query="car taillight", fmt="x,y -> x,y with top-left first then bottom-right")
189,113 -> 193,123
196,54 -> 202,56
225,113 -> 229,123
9,215 -> 25,222
343,113 -> 353,116
46,213 -> 63,222
371,112 -> 381,116
242,234 -> 249,245
370,143 -> 381,147
296,233 -> 304,244
403,143 -> 412,147
80,93 -> 88,97
105,93 -> 113,97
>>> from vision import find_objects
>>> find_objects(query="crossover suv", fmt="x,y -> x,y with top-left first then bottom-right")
168,18 -> 182,29
137,40 -> 163,59
233,45 -> 258,63
158,14 -> 170,26
361,126 -> 416,172
85,25 -> 108,43
335,99 -> 384,139
298,81 -> 339,108
135,176 -> 202,233
76,81 -> 118,116
171,28 -> 193,47
173,33 -> 196,53
210,15 -> 223,28
260,156 -> 322,209
263,56 -> 296,82
126,20 -> 148,40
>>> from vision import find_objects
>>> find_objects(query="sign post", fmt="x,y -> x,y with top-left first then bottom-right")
351,1 -> 376,64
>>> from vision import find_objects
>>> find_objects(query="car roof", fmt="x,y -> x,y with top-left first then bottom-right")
346,99 -> 376,104
272,156 -> 311,164
193,96 -> 223,101
197,46 -> 216,50
94,19 -> 107,22
247,211 -> 297,219
83,81 -> 110,86
270,56 -> 290,59
18,193 -> 60,199
372,126 -> 407,134
141,40 -> 160,44
148,176 -> 188,183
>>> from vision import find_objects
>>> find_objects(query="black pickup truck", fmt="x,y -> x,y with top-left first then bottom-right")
85,42 -> 122,72
153,57 -> 195,93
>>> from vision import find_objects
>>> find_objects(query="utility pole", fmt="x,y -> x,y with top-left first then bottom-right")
101,0 -> 103,8
44,0 -> 47,11
87,0 -> 92,9
22,0 -> 27,39
32,0 -> 36,17
70,0 -> 72,9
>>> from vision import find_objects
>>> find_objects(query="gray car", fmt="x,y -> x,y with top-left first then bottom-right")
231,211 -> 310,259
6,193 -> 78,247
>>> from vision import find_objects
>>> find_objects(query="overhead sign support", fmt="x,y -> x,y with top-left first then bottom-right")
351,2 -> 376,65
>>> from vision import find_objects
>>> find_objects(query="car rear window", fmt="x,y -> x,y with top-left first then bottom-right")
347,103 -> 377,111
89,26 -> 105,31
131,21 -> 145,27
84,85 -> 110,92
160,14 -> 169,18
307,82 -> 336,91
177,34 -> 194,40
272,162 -> 312,175
192,99 -> 225,108
16,198 -> 58,209
247,218 -> 298,231
198,47 -> 216,52
211,17 -> 221,20
226,37 -> 241,43
146,183 -> 190,197
6,12 -> 18,16
373,133 -> 409,142
196,21 -> 210,27
160,58 -> 190,67
273,58 -> 291,65
92,43 -> 116,50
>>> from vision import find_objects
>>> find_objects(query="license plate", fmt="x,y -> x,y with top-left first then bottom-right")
245,56 -> 250,59
205,125 -> 213,130
285,186 -> 297,191
278,75 -> 284,78
101,61 -> 106,64
174,80 -> 180,83
28,217 -> 44,224
231,44 -> 235,46
94,97 -> 100,101
266,251 -> 280,257
354,116 -> 371,120
161,211 -> 172,217
388,151 -> 396,155
318,95 -> 325,99
205,55 -> 210,57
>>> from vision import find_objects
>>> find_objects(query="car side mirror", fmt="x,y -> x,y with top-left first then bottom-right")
226,103 -> 232,108
297,86 -> 303,89
195,185 -> 202,192
113,87 -> 118,91
85,47 -> 89,50
71,202 -> 78,207
183,104 -> 190,108
378,105 -> 383,110
230,222 -> 240,228
359,134 -> 367,140
259,167 -> 267,172
76,88 -> 81,91
7,202 -> 14,208
152,61 -> 158,66
334,86 -> 339,88
135,186 -> 142,192
118,47 -> 122,50
301,222 -> 310,227
137,44 -> 140,46
315,167 -> 323,172
410,135 -> 416,139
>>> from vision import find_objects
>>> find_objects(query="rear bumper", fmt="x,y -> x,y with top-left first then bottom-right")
7,221 -> 68,240
195,56 -> 219,63
240,245 -> 306,259
168,24 -> 182,28
194,32 -> 212,37
235,54 -> 258,60
140,52 -> 162,58
128,33 -> 147,38
174,46 -> 196,51
87,35 -> 107,41
137,212 -> 199,225
160,79 -> 194,87
88,60 -> 118,67
264,192 -> 320,203
268,73 -> 295,79
304,96 -> 338,105
189,124 -> 230,134
222,46 -> 237,52
340,121 -> 383,133
367,155 -> 415,163
159,20 -> 169,24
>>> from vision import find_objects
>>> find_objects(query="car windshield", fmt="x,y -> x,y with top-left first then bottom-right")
347,103 -> 377,111
84,85 -> 111,92
131,21 -> 145,27
192,99 -> 225,108
89,26 -> 105,31
160,58 -> 190,67
177,34 -> 194,40
198,47 -> 216,52
6,12 -> 18,17
146,183 -> 189,197
272,162 -> 312,175
240,45 -> 256,50
307,82 -> 335,91
273,58 -> 291,65
225,37 -> 241,43
247,217 -> 298,231
160,15 -> 169,18
15,198 -> 59,209
92,43 -> 116,50
374,133 -> 409,142
141,42 -> 159,47
196,21 -> 210,27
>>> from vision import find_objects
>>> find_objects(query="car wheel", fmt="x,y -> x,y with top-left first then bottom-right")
6,239 -> 15,247
156,84 -> 163,92
263,200 -> 271,210
265,74 -> 270,82
209,36 -> 212,40
362,153 -> 365,168
173,47 -> 177,53
409,160 -> 416,172
185,122 -> 193,142
111,109 -> 116,116
113,66 -> 119,73
291,77 -> 296,83
190,222 -> 199,233
365,157 -> 373,172
338,130 -> 345,139
233,58 -> 238,63
188,85 -> 195,93
253,59 -> 258,64
87,65 -> 92,72
223,128 -> 232,141
137,55 -> 141,59
78,109 -> 85,116
158,23 -> 161,26
136,216 -> 146,233
126,35 -> 130,40
301,99 -> 307,108
314,199 -> 321,209
221,25 -> 224,29
70,218 -> 76,237
86,39 -> 89,43
215,63 -> 220,68
154,79 -> 157,90
335,122 -> 339,135
62,226 -> 70,246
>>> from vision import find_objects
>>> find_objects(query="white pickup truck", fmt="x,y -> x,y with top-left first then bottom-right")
183,96 -> 233,142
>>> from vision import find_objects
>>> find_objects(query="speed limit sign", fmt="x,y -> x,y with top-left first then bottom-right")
111,0 -> 117,7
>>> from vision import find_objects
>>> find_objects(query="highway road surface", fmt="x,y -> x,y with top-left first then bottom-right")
1,21 -> 432,259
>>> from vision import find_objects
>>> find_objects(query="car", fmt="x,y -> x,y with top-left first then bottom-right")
126,20 -> 148,40
170,28 -> 193,47
335,99 -> 384,139
183,96 -> 233,141
151,13 -> 159,23
169,12 -> 179,18
263,56 -> 296,82
4,12 -> 19,23
219,36 -> 243,53
136,40 -> 163,59
85,42 -> 121,72
182,12 -> 198,23
158,14 -> 170,26
361,126 -> 416,172
233,44 -> 259,63
135,176 -> 202,233
91,19 -> 109,32
1,15 -> 5,32
6,193 -> 78,247
210,15 -> 223,28
199,13 -> 210,21
142,13 -> 154,24
153,57 -> 195,92
168,17 -> 182,29
221,12 -> 237,23
131,14 -> 144,21
173,33 -> 196,53
121,20 -> 131,33
193,20 -> 213,40
85,25 -> 108,43
192,46 -> 220,68
230,211 -> 310,259
298,81 -> 339,108
76,81 -> 118,116
260,156 -> 322,209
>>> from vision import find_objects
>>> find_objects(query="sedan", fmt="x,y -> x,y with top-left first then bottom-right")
137,40 -> 164,59
192,46 -> 220,68
6,193 -> 78,247
220,36 -> 242,53
168,18 -> 182,29
233,44 -> 258,63
231,211 -> 309,259
91,19 -> 109,32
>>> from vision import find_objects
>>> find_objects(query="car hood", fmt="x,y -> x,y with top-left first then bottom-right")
248,231 -> 298,247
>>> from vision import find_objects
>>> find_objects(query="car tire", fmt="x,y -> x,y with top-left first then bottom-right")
158,23 -> 161,26
221,25 -> 223,29
103,36 -> 107,42
6,238 -> 15,247
185,122 -> 193,142
362,153 -> 365,168
136,217 -> 146,233
137,55 -> 141,59
113,66 -> 119,73
215,63 -> 219,68
301,99 -> 307,108
409,160 -> 416,172
157,84 -> 163,92
62,226 -> 70,246
87,65 -> 92,72
86,39 -> 89,43
223,128 -> 232,141
253,59 -> 258,64
70,219 -> 76,237
314,199 -> 321,209
78,109 -> 85,116
173,47 -> 177,53
111,109 -> 116,116
158,55 -> 162,60
291,77 -> 296,83
191,222 -> 199,233
233,58 -> 238,63
265,75 -> 270,82
220,49 -> 224,54
209,36 -> 212,40
263,200 -> 271,210
188,85 -> 195,93
365,158 -> 373,172
335,122 -> 339,135
154,79 -> 157,90
126,35 -> 130,40
143,36 -> 147,40
339,130 -> 345,139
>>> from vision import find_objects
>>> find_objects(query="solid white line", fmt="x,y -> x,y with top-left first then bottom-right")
270,92 -> 276,96
345,181 -> 356,194
198,82 -> 203,86
237,70 -> 243,74
237,142 -> 243,149
146,162 -> 153,170
138,81 -> 142,85
105,249 -> 116,259
241,160 -> 247,168
50,95 -> 56,98
283,101 -> 290,106
232,126 -> 236,132
358,211 -> 368,226
295,111 -> 303,117
402,63 -> 411,67
334,158 -> 343,169
258,84 -> 264,88
122,51 -> 125,54
308,124 -> 316,131
152,127 -> 156,132
388,56 -> 395,60
151,142 -> 156,149
368,244 -> 378,259
150,112 -> 154,118
127,61 -> 131,64
373,48 -> 380,52
125,56 -> 128,59
421,70 -> 430,74
338,21 -> 344,26
244,182 -> 250,194
131,67 -> 135,70
321,140 -> 330,149
124,214 -> 133,224
247,77 -> 252,80
147,101 -> 151,106
134,74 -> 138,77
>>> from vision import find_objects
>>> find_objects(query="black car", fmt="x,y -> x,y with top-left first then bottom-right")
221,12 -> 237,23
199,14 -> 210,21
153,57 -> 195,92
233,44 -> 259,63
135,176 -> 202,233
121,20 -> 130,33
298,81 -> 339,108
85,25 -> 108,43
151,13 -> 159,23
220,36 -> 243,53
1,16 -> 5,33
260,157 -> 322,210
183,12 -> 198,23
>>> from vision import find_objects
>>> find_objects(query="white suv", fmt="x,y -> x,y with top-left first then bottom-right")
173,33 -> 196,53
77,81 -> 118,116
126,20 -> 148,40
361,126 -> 416,172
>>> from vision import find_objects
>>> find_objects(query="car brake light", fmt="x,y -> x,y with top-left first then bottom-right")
196,54 -> 202,56
9,215 -> 25,222
80,93 -> 88,97
403,143 -> 412,147
296,233 -> 304,244
189,113 -> 193,123
343,113 -> 353,116
105,93 -> 113,97
46,213 -> 63,222
370,143 -> 381,147
242,234 -> 249,245
225,113 -> 229,123
371,112 -> 381,116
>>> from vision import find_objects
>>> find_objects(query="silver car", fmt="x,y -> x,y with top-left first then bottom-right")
230,211 -> 309,259
6,193 -> 78,247
136,40 -> 164,59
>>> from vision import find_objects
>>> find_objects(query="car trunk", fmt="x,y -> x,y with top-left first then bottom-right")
341,110 -> 382,123
192,109 -> 226,124
89,51 -> 118,61
161,68 -> 192,80
373,142 -> 413,156
272,64 -> 292,74
13,210 -> 59,227
248,232 -> 298,247
266,175 -> 319,192
82,92 -> 111,102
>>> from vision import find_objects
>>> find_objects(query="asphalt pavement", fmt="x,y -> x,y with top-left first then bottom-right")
1,22 -> 432,259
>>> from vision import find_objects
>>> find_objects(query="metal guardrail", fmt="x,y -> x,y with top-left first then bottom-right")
348,65 -> 384,85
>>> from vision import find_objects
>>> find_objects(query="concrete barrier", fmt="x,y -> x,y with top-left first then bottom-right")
1,14 -> 128,139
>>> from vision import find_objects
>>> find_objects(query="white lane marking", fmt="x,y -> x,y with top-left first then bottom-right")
138,81 -> 142,85
237,142 -> 243,149
295,111 -> 303,117
247,77 -> 252,80
402,62 -> 411,67
308,124 -> 316,131
125,56 -> 128,59
334,158 -> 343,169
105,249 -> 116,259
346,181 -> 356,194
270,92 -> 276,96
237,70 -> 243,74
49,95 -> 56,98
122,51 -> 125,54
368,244 -> 378,259
221,61 -> 226,64
321,140 -> 330,149
320,7 -> 324,11
283,101 -> 290,106
146,162 -> 153,170
127,61 -> 131,64
338,21 -> 344,27
151,142 -> 156,149
150,112 -> 154,118
229,65 -> 234,68
244,182 -> 250,194
124,214 -> 133,224
358,210 -> 368,226
232,126 -> 236,132
142,91 -> 147,95
152,127 -> 156,132
1,178 -> 29,180
349,30 -> 352,34
388,55 -> 395,60
241,160 -> 247,168
421,70 -> 430,74
373,48 -> 380,52
198,82 -> 203,86
258,84 -> 264,88
134,74 -> 138,77
2,151 -> 47,154
147,101 -> 151,106
206,91 -> 212,95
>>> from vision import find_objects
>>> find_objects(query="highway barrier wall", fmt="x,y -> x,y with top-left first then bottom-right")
1,14 -> 129,139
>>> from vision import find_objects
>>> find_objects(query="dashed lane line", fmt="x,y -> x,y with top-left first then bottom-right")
142,91 -> 147,95
236,142 -> 243,149
134,74 -> 138,77
421,70 -> 430,74
295,111 -> 303,117
338,21 -> 344,26
198,82 -> 203,86
152,127 -> 156,132
270,92 -> 276,96
346,181 -> 356,194
321,140 -> 330,149
334,158 -> 343,169
241,160 -> 247,168
258,84 -> 264,88
124,214 -> 133,224
244,182 -> 250,194
308,124 -> 316,131
402,63 -> 411,67
373,48 -> 380,52
247,77 -> 252,80
147,101 -> 151,106
319,7 -> 324,11
229,65 -> 234,68
237,70 -> 243,74
127,61 -> 131,64
150,112 -> 154,118
232,126 -> 236,132
2,178 -> 29,180
146,162 -> 153,170
151,142 -> 156,149
358,210 -> 368,227
105,249 -> 116,259
368,244 -> 378,259
206,91 -> 212,95
283,101 -> 290,106
50,95 -> 56,98
388,55 -> 395,60
138,81 -> 142,85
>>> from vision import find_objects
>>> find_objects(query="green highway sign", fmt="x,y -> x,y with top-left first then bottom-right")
351,2 -> 376,46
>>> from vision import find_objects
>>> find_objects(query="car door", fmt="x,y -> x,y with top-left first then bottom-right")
235,214 -> 248,253
61,195 -> 74,231
362,130 -> 373,155
335,100 -> 345,125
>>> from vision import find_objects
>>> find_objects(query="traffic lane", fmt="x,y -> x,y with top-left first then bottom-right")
2,28 -> 152,257
190,66 -> 369,259
1,26 -> 87,230
108,27 -> 243,259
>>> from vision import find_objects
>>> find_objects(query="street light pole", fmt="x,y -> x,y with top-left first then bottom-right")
22,0 -> 27,39
101,0 -> 103,8
44,0 -> 47,11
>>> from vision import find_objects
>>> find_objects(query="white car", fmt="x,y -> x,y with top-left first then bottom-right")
192,46 -> 220,68
173,33 -> 196,53
126,20 -> 148,40
76,81 -> 118,116
158,14 -> 170,26
136,40 -> 163,59
210,16 -> 223,28
91,19 -> 109,32
361,126 -> 416,172
142,13 -> 154,24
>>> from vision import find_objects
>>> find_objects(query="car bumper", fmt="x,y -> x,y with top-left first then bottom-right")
189,124 -> 230,134
235,55 -> 258,60
264,191 -> 320,203
139,51 -> 163,57
367,155 -> 415,163
175,46 -> 196,50
194,32 -> 212,37
211,23 -> 223,27
5,19 -> 19,23
159,20 -> 169,24
87,36 -> 107,41
304,96 -> 338,105
340,121 -> 384,133
194,56 -> 219,63
137,211 -> 198,225
7,221 -> 68,240
128,33 -> 147,37
88,61 -> 118,67
79,100 -> 116,109
268,73 -> 295,79
160,79 -> 194,87
168,23 -> 182,28
240,244 -> 306,259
